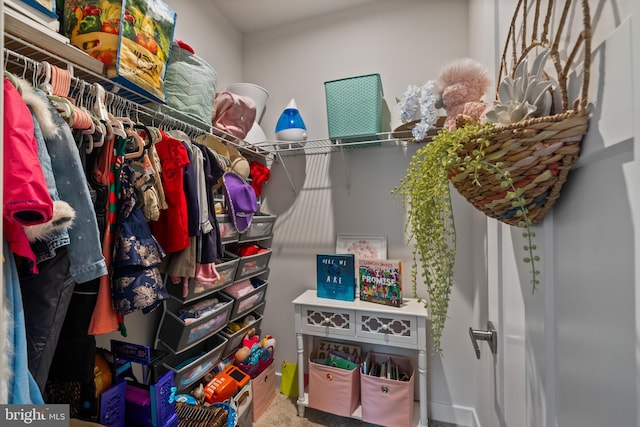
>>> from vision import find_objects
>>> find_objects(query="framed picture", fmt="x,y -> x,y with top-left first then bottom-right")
336,234 -> 387,261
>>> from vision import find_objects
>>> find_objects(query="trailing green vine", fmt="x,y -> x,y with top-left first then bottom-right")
393,122 -> 540,353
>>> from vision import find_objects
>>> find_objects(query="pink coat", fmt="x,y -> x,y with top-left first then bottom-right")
3,78 -> 54,270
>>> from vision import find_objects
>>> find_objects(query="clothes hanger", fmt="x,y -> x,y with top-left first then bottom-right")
124,129 -> 145,160
114,115 -> 134,130
35,61 -> 75,125
92,83 -> 110,122
38,61 -> 54,95
146,125 -> 163,144
133,122 -> 154,148
50,95 -> 74,126
91,116 -> 106,149
108,113 -> 127,138
4,70 -> 21,90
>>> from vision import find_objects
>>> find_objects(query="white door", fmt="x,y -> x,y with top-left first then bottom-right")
484,221 -> 526,427
476,1 -> 639,426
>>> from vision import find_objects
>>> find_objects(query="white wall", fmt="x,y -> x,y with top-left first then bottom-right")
162,0 -> 243,92
243,0 -> 469,141
241,0 -> 484,419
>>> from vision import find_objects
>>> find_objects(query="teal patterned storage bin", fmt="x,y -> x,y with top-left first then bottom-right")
324,73 -> 383,143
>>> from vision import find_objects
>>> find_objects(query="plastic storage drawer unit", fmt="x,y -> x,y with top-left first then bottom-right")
165,256 -> 239,303
156,294 -> 233,353
217,214 -> 240,243
219,308 -> 264,358
324,73 -> 383,143
239,213 -> 276,242
222,277 -> 269,320
226,247 -> 272,281
157,334 -> 227,392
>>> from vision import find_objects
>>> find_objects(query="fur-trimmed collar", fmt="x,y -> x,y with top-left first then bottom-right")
16,77 -> 59,139
23,200 -> 76,242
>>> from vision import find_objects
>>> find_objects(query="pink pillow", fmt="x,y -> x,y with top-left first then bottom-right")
213,92 -> 256,139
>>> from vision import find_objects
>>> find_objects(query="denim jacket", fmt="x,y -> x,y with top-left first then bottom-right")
34,90 -> 107,283
29,108 -> 71,263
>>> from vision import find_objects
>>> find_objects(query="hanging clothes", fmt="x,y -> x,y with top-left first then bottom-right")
3,239 -> 45,404
18,78 -> 75,252
193,141 -> 224,264
180,138 -> 201,238
112,163 -> 168,316
33,89 -> 108,284
149,130 -> 191,253
3,78 -> 54,273
88,130 -> 120,336
19,247 -> 74,394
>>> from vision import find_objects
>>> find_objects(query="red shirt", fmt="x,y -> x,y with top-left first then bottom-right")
150,131 -> 190,253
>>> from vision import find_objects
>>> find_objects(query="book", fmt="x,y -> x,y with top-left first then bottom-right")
316,340 -> 361,362
316,253 -> 356,302
359,259 -> 402,307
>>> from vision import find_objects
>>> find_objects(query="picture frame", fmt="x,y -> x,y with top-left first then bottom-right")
336,234 -> 387,261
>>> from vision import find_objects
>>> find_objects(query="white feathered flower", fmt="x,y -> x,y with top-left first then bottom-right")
398,80 -> 439,141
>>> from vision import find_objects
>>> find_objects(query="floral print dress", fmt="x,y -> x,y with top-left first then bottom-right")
112,161 -> 168,316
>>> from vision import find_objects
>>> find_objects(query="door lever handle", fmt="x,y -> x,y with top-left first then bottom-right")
469,321 -> 498,359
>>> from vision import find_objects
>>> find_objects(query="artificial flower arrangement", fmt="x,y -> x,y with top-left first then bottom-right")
394,0 -> 591,353
397,80 -> 440,141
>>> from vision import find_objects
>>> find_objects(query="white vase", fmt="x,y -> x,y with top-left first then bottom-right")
226,83 -> 269,144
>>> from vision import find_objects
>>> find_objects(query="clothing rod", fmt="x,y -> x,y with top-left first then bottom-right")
4,47 -> 206,133
3,45 -> 271,162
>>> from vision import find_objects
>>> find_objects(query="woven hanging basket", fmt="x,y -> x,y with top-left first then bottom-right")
449,0 -> 591,226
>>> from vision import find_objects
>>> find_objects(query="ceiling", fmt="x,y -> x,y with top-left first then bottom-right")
211,0 -> 386,33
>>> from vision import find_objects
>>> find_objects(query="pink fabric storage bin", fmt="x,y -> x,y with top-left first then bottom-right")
308,355 -> 360,418
361,352 -> 415,427
251,360 -> 275,422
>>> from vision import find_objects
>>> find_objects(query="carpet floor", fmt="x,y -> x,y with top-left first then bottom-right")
252,392 -> 463,427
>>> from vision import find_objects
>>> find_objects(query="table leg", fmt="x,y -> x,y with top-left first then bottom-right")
296,332 -> 305,417
418,349 -> 428,427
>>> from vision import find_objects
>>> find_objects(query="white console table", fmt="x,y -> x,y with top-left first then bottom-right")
292,289 -> 429,427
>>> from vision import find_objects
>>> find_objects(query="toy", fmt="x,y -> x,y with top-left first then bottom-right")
261,335 -> 275,350
435,58 -> 491,131
243,328 -> 260,349
234,328 -> 259,364
234,329 -> 275,366
203,365 -> 250,404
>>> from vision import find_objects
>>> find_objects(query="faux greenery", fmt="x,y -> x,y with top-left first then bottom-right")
393,122 -> 540,353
